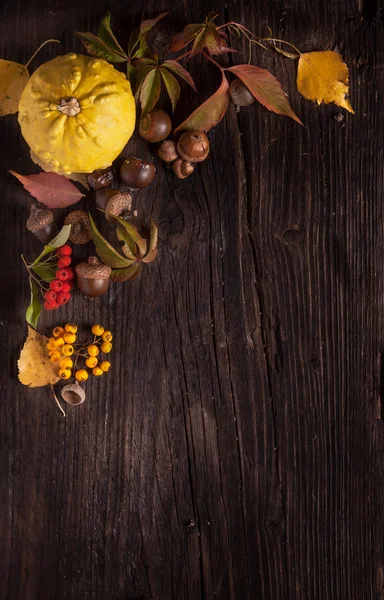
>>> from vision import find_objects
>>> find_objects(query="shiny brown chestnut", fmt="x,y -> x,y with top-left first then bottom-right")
139,109 -> 172,142
229,79 -> 255,107
87,167 -> 116,190
120,158 -> 156,189
75,256 -> 111,298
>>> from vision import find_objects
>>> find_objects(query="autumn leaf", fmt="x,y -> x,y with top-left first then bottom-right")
29,150 -> 90,190
136,58 -> 196,113
112,214 -> 148,258
174,70 -> 230,134
227,65 -> 302,124
169,12 -> 234,58
76,31 -> 127,63
139,12 -> 170,38
160,68 -> 180,112
89,214 -> 135,268
9,171 -> 84,208
140,68 -> 162,114
296,50 -> 354,113
110,264 -> 141,282
98,11 -> 128,59
18,326 -> 60,387
0,60 -> 29,116
161,60 -> 197,91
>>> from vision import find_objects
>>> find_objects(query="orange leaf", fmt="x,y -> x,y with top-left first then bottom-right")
9,171 -> 84,208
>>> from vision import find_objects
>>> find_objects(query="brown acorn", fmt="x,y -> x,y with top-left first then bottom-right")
64,210 -> 92,244
177,131 -> 210,163
139,109 -> 172,142
158,140 -> 179,163
172,158 -> 194,179
75,256 -> 112,298
95,189 -> 132,222
26,205 -> 57,243
87,167 -> 116,191
229,79 -> 255,107
120,158 -> 156,189
61,383 -> 86,405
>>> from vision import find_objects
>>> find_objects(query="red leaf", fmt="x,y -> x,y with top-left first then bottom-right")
139,12 -> 170,38
9,171 -> 84,208
174,71 -> 230,134
162,60 -> 197,91
169,24 -> 204,53
227,65 -> 302,125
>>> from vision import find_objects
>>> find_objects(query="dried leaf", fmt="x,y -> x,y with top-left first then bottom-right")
139,12 -> 170,38
18,326 -> 60,387
75,32 -> 127,63
26,279 -> 41,329
149,219 -> 159,252
30,150 -> 90,190
227,65 -> 302,124
111,214 -> 148,258
89,214 -> 135,268
142,248 -> 158,263
140,68 -> 161,114
98,11 -> 128,59
296,50 -> 354,113
169,14 -> 234,57
117,228 -> 139,259
170,25 -> 203,53
162,60 -> 197,91
160,68 -> 180,112
9,170 -> 84,208
110,264 -> 141,282
0,59 -> 29,116
175,70 -> 230,134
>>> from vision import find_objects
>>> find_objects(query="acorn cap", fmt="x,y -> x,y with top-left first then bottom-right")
64,210 -> 92,244
61,383 -> 86,405
158,140 -> 179,163
75,256 -> 112,279
177,131 -> 210,163
105,192 -> 132,223
26,205 -> 54,233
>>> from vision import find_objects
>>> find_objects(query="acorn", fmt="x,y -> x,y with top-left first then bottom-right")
229,79 -> 255,107
158,140 -> 179,163
61,383 -> 86,406
87,167 -> 116,191
172,158 -> 194,179
75,256 -> 112,298
95,189 -> 132,222
64,210 -> 92,244
139,109 -> 172,142
120,158 -> 156,189
26,205 -> 57,244
177,131 -> 210,163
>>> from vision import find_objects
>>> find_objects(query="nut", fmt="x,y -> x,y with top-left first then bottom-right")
172,158 -> 194,179
139,109 -> 172,143
87,167 -> 116,190
26,205 -> 57,244
105,192 -> 132,223
61,383 -> 86,405
120,158 -> 156,189
229,79 -> 255,107
177,131 -> 210,163
158,140 -> 179,163
75,256 -> 112,298
64,210 -> 92,244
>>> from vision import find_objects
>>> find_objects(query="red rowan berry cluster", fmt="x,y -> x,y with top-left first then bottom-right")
43,245 -> 75,311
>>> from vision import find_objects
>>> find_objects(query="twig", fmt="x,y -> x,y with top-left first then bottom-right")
50,384 -> 65,417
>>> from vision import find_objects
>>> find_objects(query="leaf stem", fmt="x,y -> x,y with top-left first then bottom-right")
24,39 -> 60,70
202,51 -> 223,70
261,37 -> 301,55
21,255 -> 47,294
174,50 -> 192,62
51,384 -> 65,417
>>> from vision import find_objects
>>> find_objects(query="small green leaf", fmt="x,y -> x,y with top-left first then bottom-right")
98,11 -> 128,58
31,264 -> 55,282
26,278 -> 42,329
133,39 -> 150,59
110,264 -> 141,282
31,225 -> 71,266
128,28 -> 140,56
140,68 -> 161,114
160,68 -> 180,112
111,214 -> 147,258
76,32 -> 127,62
89,214 -> 134,268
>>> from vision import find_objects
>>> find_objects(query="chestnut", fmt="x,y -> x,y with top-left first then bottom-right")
120,158 -> 156,189
229,79 -> 255,107
95,188 -> 120,211
87,167 -> 116,190
177,131 -> 210,163
26,205 -> 57,244
75,256 -> 112,298
139,109 -> 172,142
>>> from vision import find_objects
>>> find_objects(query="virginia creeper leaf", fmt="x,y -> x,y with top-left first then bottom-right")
98,11 -> 128,58
0,59 -> 29,116
89,214 -> 134,268
140,68 -> 161,114
111,214 -> 148,258
139,12 -> 170,38
162,60 -> 197,91
142,248 -> 158,263
9,171 -> 84,208
26,279 -> 42,330
174,70 -> 230,134
117,227 -> 139,259
76,32 -> 127,62
149,219 -> 159,252
110,264 -> 141,283
227,65 -> 302,125
296,50 -> 354,113
160,68 -> 180,112
169,14 -> 233,57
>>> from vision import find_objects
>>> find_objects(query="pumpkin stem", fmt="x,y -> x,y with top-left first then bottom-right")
57,97 -> 81,117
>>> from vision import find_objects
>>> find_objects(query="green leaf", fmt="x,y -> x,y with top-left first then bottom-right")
31,264 -> 55,282
26,278 -> 42,329
139,12 -> 170,39
117,228 -> 138,259
162,60 -> 197,91
111,214 -> 148,258
98,12 -> 128,58
175,70 -> 230,134
110,264 -> 141,283
128,28 -> 140,56
31,225 -> 71,266
89,214 -> 134,268
76,32 -> 127,62
142,248 -> 158,263
133,39 -> 150,59
140,68 -> 161,114
160,68 -> 180,112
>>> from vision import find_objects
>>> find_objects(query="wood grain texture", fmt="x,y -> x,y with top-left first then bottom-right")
1,0 -> 383,598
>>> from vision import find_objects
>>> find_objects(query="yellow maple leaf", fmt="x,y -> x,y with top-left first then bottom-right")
0,59 -> 29,116
297,50 -> 354,113
18,326 -> 60,387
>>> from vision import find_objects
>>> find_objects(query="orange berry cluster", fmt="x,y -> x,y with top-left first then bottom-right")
47,323 -> 112,382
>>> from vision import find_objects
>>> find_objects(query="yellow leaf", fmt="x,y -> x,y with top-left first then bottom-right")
297,50 -> 354,114
18,326 -> 60,387
0,59 -> 29,116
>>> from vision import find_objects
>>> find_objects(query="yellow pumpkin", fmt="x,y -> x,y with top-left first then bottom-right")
18,53 -> 135,174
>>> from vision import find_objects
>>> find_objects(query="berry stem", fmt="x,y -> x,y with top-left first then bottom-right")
50,384 -> 66,417
21,255 -> 47,295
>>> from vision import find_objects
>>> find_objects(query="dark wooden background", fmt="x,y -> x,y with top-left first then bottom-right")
1,0 -> 383,598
